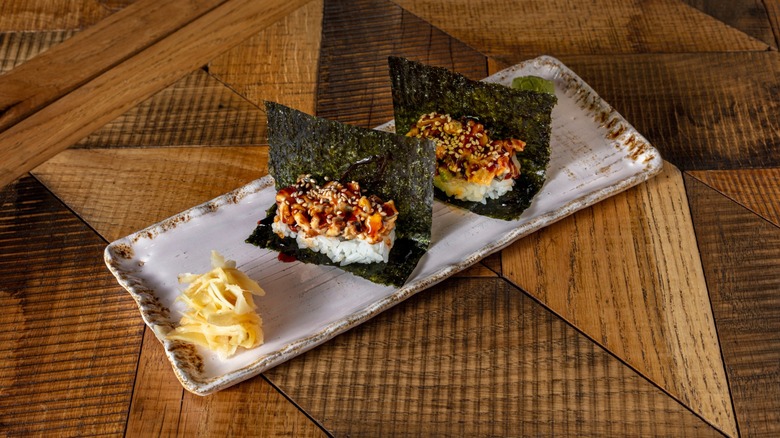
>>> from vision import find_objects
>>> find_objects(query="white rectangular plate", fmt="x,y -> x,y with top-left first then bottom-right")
105,56 -> 662,395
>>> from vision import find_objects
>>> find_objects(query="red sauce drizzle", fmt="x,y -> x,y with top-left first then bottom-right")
277,253 -> 297,263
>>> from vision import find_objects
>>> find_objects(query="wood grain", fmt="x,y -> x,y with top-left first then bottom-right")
126,327 -> 326,437
75,69 -> 265,149
454,253 -> 501,278
453,262 -> 498,278
208,0 -> 323,114
316,0 -> 487,128
0,0 -> 311,189
558,52 -> 780,170
0,176 -> 144,436
0,30 -> 75,74
681,0 -> 778,48
267,277 -> 724,436
0,0 -> 230,134
31,146 -> 268,242
177,377 -> 326,437
481,251 -> 502,275
391,0 -> 769,64
502,163 -> 737,436
688,169 -> 780,228
686,174 -> 780,438
126,327 -> 195,436
766,0 -> 780,48
0,0 -> 121,31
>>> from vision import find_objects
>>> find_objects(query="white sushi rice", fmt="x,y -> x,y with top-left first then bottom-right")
272,221 -> 395,266
434,176 -> 515,204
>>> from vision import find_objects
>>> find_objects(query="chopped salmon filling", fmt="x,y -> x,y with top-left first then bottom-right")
274,175 -> 398,244
407,112 -> 526,185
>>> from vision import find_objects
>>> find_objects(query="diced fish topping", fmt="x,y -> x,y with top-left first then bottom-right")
274,175 -> 399,244
407,113 -> 526,185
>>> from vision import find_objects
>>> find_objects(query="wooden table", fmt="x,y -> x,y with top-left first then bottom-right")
1,0 -> 778,436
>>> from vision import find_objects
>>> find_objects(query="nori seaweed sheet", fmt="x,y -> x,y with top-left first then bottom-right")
246,102 -> 436,287
388,56 -> 557,220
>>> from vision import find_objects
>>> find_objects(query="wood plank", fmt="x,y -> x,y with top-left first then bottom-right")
126,326 -> 327,437
31,146 -> 268,242
316,0 -> 487,128
686,174 -> 780,437
501,163 -> 737,436
765,1 -> 780,57
681,0 -> 777,48
688,169 -> 780,228
391,0 -> 769,65
0,0 -> 312,189
125,327 -> 193,436
453,262 -> 498,278
208,0 -> 323,114
0,0 -> 231,134
177,376 -> 326,436
266,277 -> 724,436
0,176 -> 144,436
75,69 -> 265,149
0,30 -> 75,74
481,252 -> 502,275
0,0 -> 120,32
454,253 -> 501,278
93,0 -> 137,12
558,52 -> 780,170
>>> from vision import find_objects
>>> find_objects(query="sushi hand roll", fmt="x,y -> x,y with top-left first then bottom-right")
389,56 -> 557,220
247,102 -> 436,287
407,112 -> 526,204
